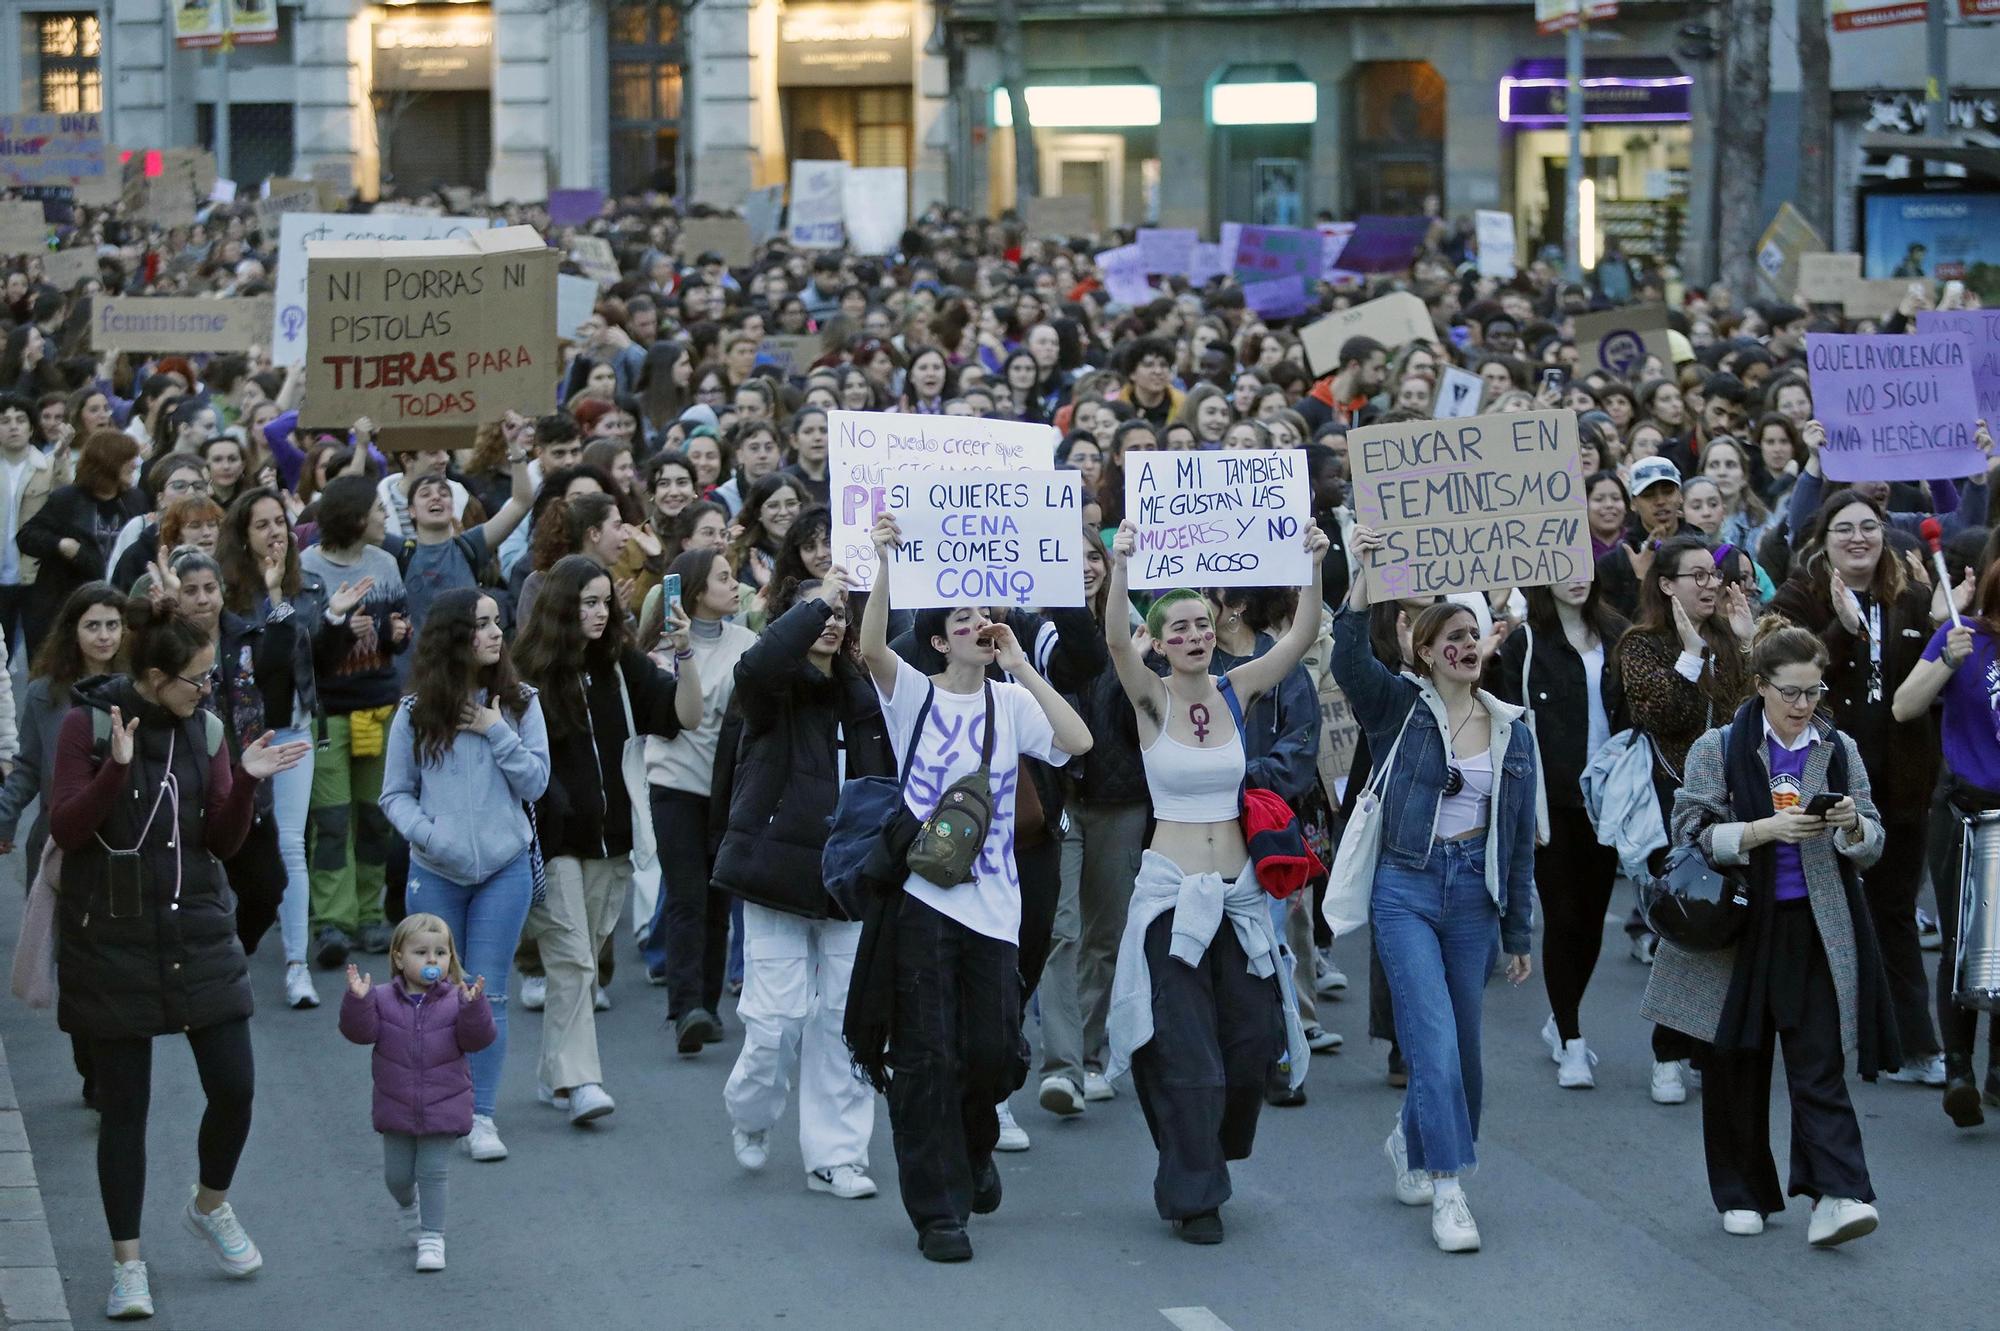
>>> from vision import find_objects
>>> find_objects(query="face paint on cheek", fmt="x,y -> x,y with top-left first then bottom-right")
1164,635 -> 1186,646
1442,646 -> 1461,669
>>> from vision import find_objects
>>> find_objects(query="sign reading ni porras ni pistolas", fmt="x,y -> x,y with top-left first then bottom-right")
1347,409 -> 1588,598
302,226 -> 554,433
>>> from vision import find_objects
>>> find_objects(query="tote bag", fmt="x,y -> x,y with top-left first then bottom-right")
1519,624 -> 1552,847
1321,705 -> 1413,938
11,846 -> 61,1009
616,668 -> 656,865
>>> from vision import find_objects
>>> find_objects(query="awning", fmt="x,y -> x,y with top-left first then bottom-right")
1210,64 -> 1317,126
1499,56 -> 1692,126
992,67 -> 1160,129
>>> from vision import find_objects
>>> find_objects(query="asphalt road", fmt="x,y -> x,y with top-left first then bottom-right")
0,846 -> 1990,1331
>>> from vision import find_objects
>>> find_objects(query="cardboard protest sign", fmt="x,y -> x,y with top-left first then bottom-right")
757,334 -> 820,378
1243,275 -> 1312,319
789,160 -> 847,249
1136,228 -> 1197,276
40,247 -> 99,290
1347,409 -> 1589,598
1805,332 -> 1983,482
259,177 -> 322,221
1434,365 -> 1485,419
568,235 -> 619,285
89,296 -> 271,352
1023,195 -> 1094,239
1798,252 -> 1861,304
546,188 -> 605,228
842,166 -> 906,255
1123,449 -> 1311,590
1096,245 -> 1151,305
373,200 -> 443,218
1917,309 -> 2000,419
556,273 -> 598,340
1300,292 -> 1434,377
302,226 -> 555,439
0,201 -> 48,255
828,410 -> 1057,590
679,216 -> 753,268
744,184 -> 785,245
1317,675 -> 1362,805
1475,210 -> 1517,279
0,113 -> 106,187
1844,278 -> 1923,319
1574,304 -> 1674,379
884,469 -> 1086,610
124,153 -> 201,228
1232,225 -> 1321,285
272,210 -> 493,364
1754,202 -> 1825,302
16,185 -> 72,225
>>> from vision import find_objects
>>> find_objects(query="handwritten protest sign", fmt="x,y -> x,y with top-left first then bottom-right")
0,202 -> 48,255
273,210 -> 493,364
1917,310 -> 2000,419
1337,215 -> 1429,274
1243,275 -> 1312,319
885,469 -> 1085,609
842,166 -> 906,255
1319,223 -> 1359,283
0,113 -> 105,186
1435,365 -> 1485,419
1347,409 -> 1588,598
680,216 -> 753,267
1232,225 -> 1321,285
568,235 -> 619,284
757,334 -> 819,377
1023,195 -> 1093,238
546,188 -> 605,228
1574,304 -> 1674,379
556,273 -> 597,340
1136,228 -> 1196,276
1798,252 -> 1861,304
1096,245 -> 1152,305
40,247 -> 98,290
1805,332 -> 1982,482
1300,292 -> 1434,377
1124,449 -> 1311,590
16,184 -> 72,224
1755,201 -> 1824,302
828,410 -> 1056,591
259,177 -> 321,223
302,226 -> 555,439
1317,676 -> 1361,802
744,184 -> 785,245
1475,210 -> 1517,279
1188,243 -> 1226,286
89,296 -> 271,352
789,161 -> 846,249
1845,278 -> 1922,319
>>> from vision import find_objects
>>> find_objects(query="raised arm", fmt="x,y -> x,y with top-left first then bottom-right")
987,623 -> 1093,756
1893,623 -> 1970,722
859,512 -> 902,695
476,417 -> 537,550
1105,520 -> 1167,726
1226,524 -> 1331,705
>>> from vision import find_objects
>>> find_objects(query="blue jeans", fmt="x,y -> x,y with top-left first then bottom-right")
1372,835 -> 1499,1177
407,851 -> 534,1117
268,723 -> 315,965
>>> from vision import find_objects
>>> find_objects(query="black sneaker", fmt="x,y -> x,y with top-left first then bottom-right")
919,1225 -> 973,1263
675,1008 -> 718,1056
1943,1057 -> 1985,1128
357,921 -> 393,954
1175,1209 -> 1225,1245
312,926 -> 350,970
702,1015 -> 726,1045
971,1160 -> 1002,1215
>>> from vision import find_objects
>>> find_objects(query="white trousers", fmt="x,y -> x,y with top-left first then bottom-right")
723,902 -> 876,1173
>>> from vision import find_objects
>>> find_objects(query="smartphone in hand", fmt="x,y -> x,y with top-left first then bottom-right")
1805,791 -> 1842,817
660,572 -> 681,609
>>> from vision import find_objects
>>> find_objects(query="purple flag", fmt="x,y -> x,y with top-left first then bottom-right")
1337,215 -> 1431,274
547,188 -> 607,228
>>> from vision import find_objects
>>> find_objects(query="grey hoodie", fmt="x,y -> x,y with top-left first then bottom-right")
379,689 -> 551,885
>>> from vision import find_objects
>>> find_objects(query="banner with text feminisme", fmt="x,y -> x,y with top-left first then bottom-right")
1346,408 -> 1587,598
1124,449 -> 1310,590
89,296 -> 272,353
885,469 -> 1085,609
272,210 -> 493,365
829,410 -> 1057,591
1805,331 -> 1983,482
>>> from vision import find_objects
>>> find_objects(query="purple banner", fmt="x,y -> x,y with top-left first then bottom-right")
1231,225 -> 1321,284
1806,331 -> 1984,482
1916,310 -> 2000,420
1242,274 -> 1312,319
1337,215 -> 1431,274
547,188 -> 606,228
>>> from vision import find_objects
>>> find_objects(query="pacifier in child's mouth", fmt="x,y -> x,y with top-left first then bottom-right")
421,964 -> 443,984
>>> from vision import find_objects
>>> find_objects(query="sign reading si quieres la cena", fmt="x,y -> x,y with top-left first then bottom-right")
1123,450 -> 1311,590
828,410 -> 1057,591
302,225 -> 554,436
885,470 -> 1085,609
1346,408 -> 1588,598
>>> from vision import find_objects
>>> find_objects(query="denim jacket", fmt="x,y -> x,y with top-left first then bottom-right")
1330,606 -> 1537,955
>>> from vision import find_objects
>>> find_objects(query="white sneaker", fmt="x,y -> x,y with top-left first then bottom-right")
106,1258 -> 153,1319
1431,1188 -> 1480,1252
1541,1014 -> 1562,1063
994,1101 -> 1030,1151
1314,948 -> 1349,996
1651,1060 -> 1688,1105
1630,934 -> 1658,964
593,984 -> 611,1012
1557,1038 -> 1598,1089
1038,1075 -> 1084,1116
285,961 -> 319,1009
1082,1070 -> 1116,1102
1305,1024 -> 1345,1053
1681,1059 -> 1702,1091
733,1127 -> 770,1171
567,1082 -> 615,1124
1884,1054 -> 1947,1086
1722,1209 -> 1765,1236
182,1188 -> 263,1277
415,1231 -> 446,1272
536,1083 -> 571,1110
1384,1123 -> 1433,1206
1808,1196 -> 1879,1247
807,1164 -> 878,1199
396,1199 -> 421,1245
462,1114 -> 507,1162
520,976 -> 546,1011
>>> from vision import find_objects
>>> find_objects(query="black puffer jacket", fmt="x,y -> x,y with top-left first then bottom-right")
52,675 -> 258,1040
1492,618 -> 1629,810
536,646 -> 685,860
712,598 -> 894,919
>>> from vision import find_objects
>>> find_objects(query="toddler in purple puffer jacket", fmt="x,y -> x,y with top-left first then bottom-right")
339,913 -> 496,1273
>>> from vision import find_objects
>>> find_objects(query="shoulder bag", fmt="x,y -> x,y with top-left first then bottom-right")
1321,702 -> 1414,938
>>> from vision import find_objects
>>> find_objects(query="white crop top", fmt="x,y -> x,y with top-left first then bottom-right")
1435,749 -> 1493,840
1141,688 -> 1247,823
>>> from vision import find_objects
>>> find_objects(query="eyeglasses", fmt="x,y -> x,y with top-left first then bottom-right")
175,670 -> 214,694
1828,521 -> 1883,539
163,477 -> 211,495
1766,683 -> 1828,705
1671,569 -> 1720,587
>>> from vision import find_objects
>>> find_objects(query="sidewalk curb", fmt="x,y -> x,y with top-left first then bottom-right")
0,1036 -> 70,1330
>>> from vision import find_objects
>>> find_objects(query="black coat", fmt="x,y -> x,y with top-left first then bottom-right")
711,598 -> 894,919
216,577 -> 353,746
54,676 -> 254,1040
15,484 -> 149,644
1492,619 -> 1629,810
535,646 -> 685,860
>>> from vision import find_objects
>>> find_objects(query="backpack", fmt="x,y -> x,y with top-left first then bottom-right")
92,706 -> 223,760
397,534 -> 513,628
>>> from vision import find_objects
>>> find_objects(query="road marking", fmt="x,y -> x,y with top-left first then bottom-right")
1161,1309 -> 1235,1331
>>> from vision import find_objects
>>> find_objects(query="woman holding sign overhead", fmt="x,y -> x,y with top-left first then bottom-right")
1335,525 -> 1538,1255
1098,516 -> 1327,1247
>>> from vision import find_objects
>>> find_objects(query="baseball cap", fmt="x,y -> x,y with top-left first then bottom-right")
1629,456 -> 1681,495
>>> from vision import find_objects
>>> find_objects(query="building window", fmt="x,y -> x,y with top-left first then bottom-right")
31,13 -> 101,114
1346,61 -> 1445,216
608,2 -> 685,195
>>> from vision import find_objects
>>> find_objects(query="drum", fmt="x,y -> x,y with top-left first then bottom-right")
1955,810 -> 2000,1012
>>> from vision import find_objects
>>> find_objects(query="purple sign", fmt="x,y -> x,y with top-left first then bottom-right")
547,188 -> 606,228
1188,242 -> 1226,286
1806,331 -> 1984,482
1916,310 -> 2000,420
1337,215 -> 1430,274
1136,227 -> 1197,276
1231,225 -> 1320,284
1095,244 -> 1152,306
1242,274 -> 1312,320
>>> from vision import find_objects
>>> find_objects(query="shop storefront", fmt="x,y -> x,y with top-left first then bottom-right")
1501,56 -> 1692,269
987,69 -> 1162,229
1209,64 -> 1315,227
778,2 -> 913,180
370,3 -> 494,191
1841,88 -> 2000,298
